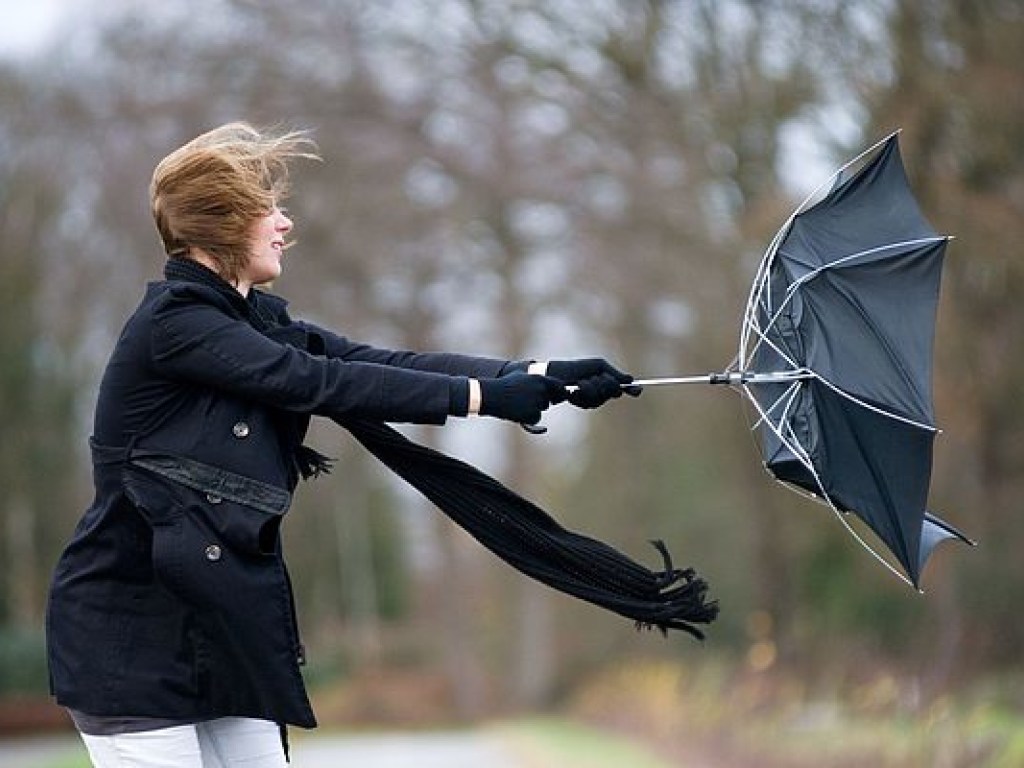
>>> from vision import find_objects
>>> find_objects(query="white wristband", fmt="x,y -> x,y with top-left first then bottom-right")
468,378 -> 482,416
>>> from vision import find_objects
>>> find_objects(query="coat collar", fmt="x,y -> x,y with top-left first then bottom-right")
164,256 -> 234,293
163,257 -> 282,332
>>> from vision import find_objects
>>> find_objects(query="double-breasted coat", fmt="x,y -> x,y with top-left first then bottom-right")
46,258 -> 513,728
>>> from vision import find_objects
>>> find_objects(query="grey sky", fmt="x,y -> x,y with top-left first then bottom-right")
0,0 -> 68,58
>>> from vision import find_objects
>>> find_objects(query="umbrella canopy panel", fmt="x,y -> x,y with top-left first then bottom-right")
778,138 -> 944,425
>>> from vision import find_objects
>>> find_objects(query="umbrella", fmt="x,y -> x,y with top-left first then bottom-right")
629,132 -> 973,589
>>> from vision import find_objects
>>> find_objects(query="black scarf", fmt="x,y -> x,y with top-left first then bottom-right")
164,258 -> 719,637
337,416 -> 718,637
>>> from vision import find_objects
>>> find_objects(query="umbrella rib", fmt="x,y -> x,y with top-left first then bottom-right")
745,306 -> 796,367
743,312 -> 803,374
740,382 -> 815,473
783,236 -> 949,287
741,248 -> 787,367
741,257 -> 799,369
741,208 -> 799,365
803,481 -> 918,589
809,371 -> 938,433
768,380 -> 804,432
747,378 -> 803,432
772,237 -> 948,327
741,234 -> 783,362
738,383 -> 916,588
789,129 -> 903,221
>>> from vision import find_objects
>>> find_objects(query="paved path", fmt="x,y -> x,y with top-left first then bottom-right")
291,731 -> 523,767
0,730 -> 527,768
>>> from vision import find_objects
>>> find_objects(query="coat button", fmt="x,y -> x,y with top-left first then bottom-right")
205,544 -> 222,562
232,421 -> 251,438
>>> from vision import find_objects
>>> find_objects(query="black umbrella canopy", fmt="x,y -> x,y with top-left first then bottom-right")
741,134 -> 972,588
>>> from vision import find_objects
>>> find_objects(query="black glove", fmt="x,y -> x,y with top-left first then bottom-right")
565,372 -> 621,409
547,358 -> 642,408
547,357 -> 625,384
479,372 -> 567,425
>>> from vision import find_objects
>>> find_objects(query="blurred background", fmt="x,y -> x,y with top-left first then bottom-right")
1,1 -> 1022,765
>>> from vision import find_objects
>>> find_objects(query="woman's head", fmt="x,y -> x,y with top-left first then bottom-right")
150,122 -> 318,284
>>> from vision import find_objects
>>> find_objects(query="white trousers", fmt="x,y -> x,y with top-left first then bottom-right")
78,717 -> 287,768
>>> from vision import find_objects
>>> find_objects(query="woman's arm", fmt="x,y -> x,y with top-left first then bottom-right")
295,320 -> 524,379
151,292 -> 463,424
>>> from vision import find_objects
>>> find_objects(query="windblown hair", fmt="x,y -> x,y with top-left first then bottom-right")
150,122 -> 318,282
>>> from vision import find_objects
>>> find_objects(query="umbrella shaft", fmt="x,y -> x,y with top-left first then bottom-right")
633,376 -> 720,386
564,376 -> 711,393
561,370 -> 811,392
627,370 -> 811,387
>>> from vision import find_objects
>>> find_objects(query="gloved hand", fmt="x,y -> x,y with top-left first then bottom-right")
547,358 -> 626,384
547,357 -> 642,408
478,372 -> 567,425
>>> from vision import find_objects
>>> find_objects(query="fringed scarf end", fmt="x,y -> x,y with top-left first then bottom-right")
295,445 -> 335,480
628,540 -> 719,640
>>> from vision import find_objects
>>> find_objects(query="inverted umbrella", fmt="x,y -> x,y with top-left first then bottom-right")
630,132 -> 973,589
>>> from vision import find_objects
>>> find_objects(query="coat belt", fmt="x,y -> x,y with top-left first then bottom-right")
90,438 -> 291,516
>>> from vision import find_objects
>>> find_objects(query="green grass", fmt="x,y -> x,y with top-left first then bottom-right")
566,658 -> 1024,767
38,757 -> 89,768
11,745 -> 89,768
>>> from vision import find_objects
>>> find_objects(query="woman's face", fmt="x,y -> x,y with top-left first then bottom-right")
240,205 -> 293,288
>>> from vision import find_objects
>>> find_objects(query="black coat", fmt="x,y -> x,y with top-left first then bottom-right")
46,260 -> 509,728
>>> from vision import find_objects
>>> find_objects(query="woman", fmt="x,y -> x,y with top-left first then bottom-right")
45,123 -> 638,766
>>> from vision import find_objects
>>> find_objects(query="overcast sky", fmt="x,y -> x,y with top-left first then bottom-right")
0,0 -> 69,58
0,0 -> 845,197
